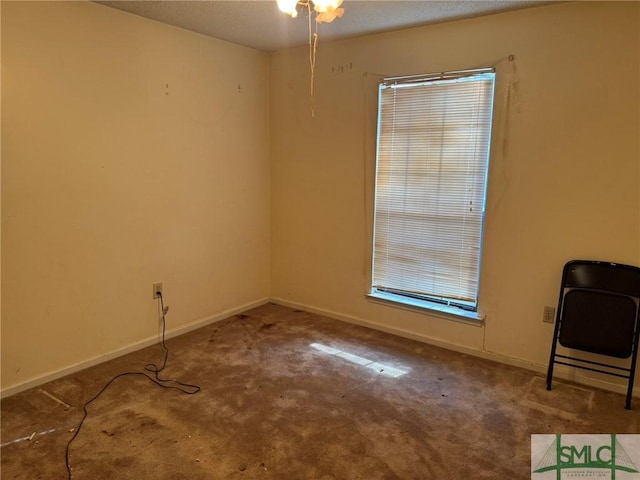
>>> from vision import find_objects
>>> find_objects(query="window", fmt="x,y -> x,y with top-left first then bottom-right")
370,68 -> 496,318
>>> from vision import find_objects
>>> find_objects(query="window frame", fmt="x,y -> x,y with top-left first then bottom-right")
367,68 -> 496,322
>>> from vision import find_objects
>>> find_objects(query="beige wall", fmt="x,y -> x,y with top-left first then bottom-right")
2,1 -> 639,397
1,1 -> 270,393
270,2 -> 640,390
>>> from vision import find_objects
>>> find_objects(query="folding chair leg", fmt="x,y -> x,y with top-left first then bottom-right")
625,334 -> 639,410
625,371 -> 634,410
546,318 -> 562,391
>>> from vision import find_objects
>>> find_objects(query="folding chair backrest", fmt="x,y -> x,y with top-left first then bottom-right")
563,261 -> 640,297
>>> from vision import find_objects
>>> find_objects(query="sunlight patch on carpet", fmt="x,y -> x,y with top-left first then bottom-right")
310,343 -> 409,378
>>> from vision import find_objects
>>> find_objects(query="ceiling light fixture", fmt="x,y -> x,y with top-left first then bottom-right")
277,0 -> 345,24
276,0 -> 345,115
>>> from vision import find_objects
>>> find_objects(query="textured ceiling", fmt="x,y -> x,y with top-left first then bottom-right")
96,0 -> 553,52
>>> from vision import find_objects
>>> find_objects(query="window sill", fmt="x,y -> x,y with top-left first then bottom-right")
366,291 -> 484,326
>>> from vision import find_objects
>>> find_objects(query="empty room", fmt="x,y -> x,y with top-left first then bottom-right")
2,0 -> 639,478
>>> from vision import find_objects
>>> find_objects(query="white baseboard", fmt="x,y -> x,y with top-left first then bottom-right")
270,297 -> 640,399
0,297 -> 270,399
4,296 -> 637,401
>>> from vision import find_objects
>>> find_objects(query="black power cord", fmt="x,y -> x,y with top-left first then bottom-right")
65,292 -> 200,479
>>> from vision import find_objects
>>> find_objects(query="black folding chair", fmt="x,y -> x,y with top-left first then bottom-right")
546,260 -> 640,409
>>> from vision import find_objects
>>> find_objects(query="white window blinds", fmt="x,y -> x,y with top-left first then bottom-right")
372,69 -> 496,311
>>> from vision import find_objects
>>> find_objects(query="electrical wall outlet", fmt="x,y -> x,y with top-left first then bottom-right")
153,282 -> 163,299
543,305 -> 555,324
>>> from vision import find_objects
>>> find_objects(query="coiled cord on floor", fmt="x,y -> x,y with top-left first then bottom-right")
65,292 -> 200,479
